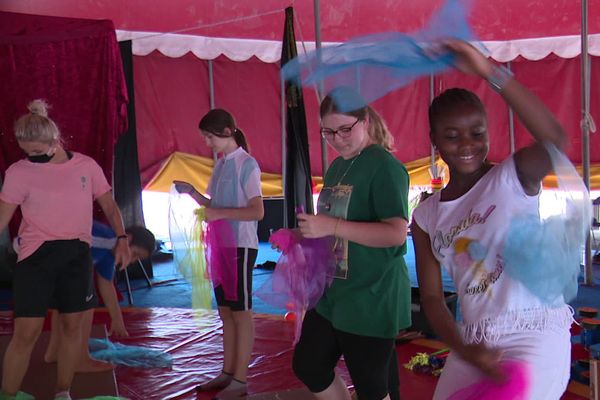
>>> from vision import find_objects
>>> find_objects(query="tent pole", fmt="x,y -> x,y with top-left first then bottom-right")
208,59 -> 217,163
281,76 -> 288,228
507,62 -> 515,154
208,60 -> 215,110
314,0 -> 328,177
581,0 -> 594,286
429,74 -> 436,177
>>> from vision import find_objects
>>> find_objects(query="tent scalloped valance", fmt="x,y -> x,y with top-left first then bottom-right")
117,30 -> 600,63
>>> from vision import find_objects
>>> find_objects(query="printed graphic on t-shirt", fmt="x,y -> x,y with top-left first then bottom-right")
432,205 -> 496,257
463,253 -> 504,296
432,204 -> 504,296
452,236 -> 504,296
318,184 -> 352,279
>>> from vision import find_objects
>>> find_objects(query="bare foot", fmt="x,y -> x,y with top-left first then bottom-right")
75,357 -> 116,373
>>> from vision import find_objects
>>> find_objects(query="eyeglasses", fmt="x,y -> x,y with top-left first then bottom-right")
320,118 -> 360,139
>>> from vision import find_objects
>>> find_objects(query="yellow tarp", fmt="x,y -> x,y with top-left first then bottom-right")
404,156 -> 450,188
145,152 -> 293,196
144,151 -> 600,195
542,164 -> 600,189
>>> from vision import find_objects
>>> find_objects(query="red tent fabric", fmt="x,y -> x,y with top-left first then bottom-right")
131,53 -> 600,181
1,1 -> 599,183
1,0 -> 598,41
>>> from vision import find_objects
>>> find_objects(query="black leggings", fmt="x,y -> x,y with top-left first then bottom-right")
292,310 -> 398,400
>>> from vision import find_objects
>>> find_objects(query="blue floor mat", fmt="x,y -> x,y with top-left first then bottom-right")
124,240 -> 600,316
120,243 -> 288,313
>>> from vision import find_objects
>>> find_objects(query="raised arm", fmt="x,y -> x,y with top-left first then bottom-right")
447,40 -> 567,194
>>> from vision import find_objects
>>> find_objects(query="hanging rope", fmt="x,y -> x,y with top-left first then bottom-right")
125,8 -> 285,41
581,111 -> 597,134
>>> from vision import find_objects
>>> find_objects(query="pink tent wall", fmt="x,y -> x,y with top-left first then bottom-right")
131,52 -> 600,183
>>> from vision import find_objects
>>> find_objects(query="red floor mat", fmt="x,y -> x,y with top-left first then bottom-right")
0,326 -> 117,399
0,309 -> 589,399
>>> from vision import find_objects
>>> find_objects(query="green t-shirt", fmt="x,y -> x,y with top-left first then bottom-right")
315,144 -> 411,338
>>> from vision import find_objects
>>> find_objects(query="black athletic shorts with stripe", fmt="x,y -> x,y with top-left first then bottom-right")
214,247 -> 258,311
13,240 -> 96,318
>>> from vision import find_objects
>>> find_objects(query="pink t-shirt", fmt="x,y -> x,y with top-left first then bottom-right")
0,152 -> 111,261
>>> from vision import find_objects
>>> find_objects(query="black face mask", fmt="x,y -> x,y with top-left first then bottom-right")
27,153 -> 55,163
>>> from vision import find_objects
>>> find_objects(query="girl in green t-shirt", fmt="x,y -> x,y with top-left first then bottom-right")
291,87 -> 411,400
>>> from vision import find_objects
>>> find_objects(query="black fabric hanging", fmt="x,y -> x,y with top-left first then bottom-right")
281,7 -> 314,228
115,40 -> 153,279
114,40 -> 145,228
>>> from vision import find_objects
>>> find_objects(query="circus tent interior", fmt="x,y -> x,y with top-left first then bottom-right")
0,0 -> 599,399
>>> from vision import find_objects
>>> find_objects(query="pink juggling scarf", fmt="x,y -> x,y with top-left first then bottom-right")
204,218 -> 238,301
256,229 -> 336,342
447,360 -> 531,400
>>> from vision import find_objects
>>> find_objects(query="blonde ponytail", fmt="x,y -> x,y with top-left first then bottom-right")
366,107 -> 394,151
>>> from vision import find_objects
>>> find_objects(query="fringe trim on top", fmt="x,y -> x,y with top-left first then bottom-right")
460,305 -> 574,344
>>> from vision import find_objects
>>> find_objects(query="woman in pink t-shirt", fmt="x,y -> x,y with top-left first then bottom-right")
0,100 -> 132,400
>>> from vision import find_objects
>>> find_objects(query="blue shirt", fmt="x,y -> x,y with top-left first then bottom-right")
91,221 -> 117,281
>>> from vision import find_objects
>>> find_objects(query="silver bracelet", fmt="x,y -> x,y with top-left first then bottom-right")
487,65 -> 514,93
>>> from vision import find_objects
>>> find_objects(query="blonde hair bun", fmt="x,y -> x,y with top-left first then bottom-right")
14,99 -> 60,143
27,99 -> 49,118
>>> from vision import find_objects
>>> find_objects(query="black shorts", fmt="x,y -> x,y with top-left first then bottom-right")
214,247 -> 257,311
13,240 -> 96,318
292,310 -> 396,400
